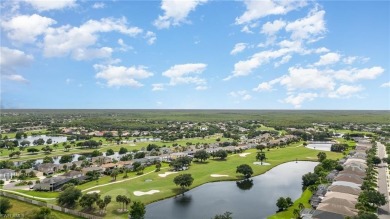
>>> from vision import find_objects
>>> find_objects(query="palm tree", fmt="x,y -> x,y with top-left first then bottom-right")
116,195 -> 123,211
111,169 -> 119,181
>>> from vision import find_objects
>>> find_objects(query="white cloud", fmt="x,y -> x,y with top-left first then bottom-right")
241,25 -> 253,34
43,17 -> 143,60
381,82 -> 390,88
353,67 -> 384,80
253,82 -> 272,92
314,47 -> 330,53
3,74 -> 28,83
23,0 -> 76,11
0,47 -> 33,82
284,92 -> 317,108
65,78 -> 72,84
195,85 -> 208,90
92,2 -> 105,9
280,67 -> 335,91
162,63 -> 207,87
328,84 -> 364,98
343,56 -> 357,65
314,52 -> 341,66
253,78 -> 282,92
261,19 -> 286,35
117,38 -> 132,52
284,93 -> 318,108
285,8 -> 326,40
225,42 -> 303,80
145,31 -> 157,45
230,43 -> 247,55
235,0 -> 306,25
230,90 -> 252,101
331,66 -> 384,82
1,14 -> 56,44
153,0 -> 207,29
0,47 -> 33,67
274,55 -> 292,67
72,47 -> 113,61
152,83 -> 165,91
94,64 -> 153,88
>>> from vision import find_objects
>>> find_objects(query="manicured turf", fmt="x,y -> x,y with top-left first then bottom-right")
3,197 -> 81,219
268,189 -> 313,219
14,190 -> 60,198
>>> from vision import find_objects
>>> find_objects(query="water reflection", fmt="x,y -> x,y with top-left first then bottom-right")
174,195 -> 192,206
236,179 -> 253,191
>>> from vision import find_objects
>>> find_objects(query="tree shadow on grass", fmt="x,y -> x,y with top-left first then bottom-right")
193,161 -> 210,164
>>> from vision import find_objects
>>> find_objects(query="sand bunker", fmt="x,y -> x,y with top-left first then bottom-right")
253,162 -> 271,166
210,174 -> 229,177
239,153 -> 251,157
133,190 -> 160,196
158,172 -> 177,177
87,190 -> 100,194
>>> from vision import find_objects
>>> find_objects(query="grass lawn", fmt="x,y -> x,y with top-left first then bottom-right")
256,125 -> 276,131
333,129 -> 376,136
4,197 -> 81,219
14,190 -> 60,198
268,189 -> 312,219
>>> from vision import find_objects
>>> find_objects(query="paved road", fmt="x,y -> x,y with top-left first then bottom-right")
376,142 -> 390,219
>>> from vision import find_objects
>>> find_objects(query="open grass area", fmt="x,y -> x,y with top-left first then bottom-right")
32,142 -> 341,218
3,197 -> 81,219
14,190 -> 60,198
333,129 -> 377,136
268,189 -> 313,219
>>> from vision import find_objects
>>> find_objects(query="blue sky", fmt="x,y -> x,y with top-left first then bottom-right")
1,0 -> 389,109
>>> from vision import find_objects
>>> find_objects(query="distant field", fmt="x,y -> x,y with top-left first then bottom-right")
1,110 -> 389,126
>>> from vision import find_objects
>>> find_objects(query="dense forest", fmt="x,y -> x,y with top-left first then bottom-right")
1,110 -> 389,131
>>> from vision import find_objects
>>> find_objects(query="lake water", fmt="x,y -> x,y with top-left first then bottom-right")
145,161 -> 318,219
13,135 -> 67,146
306,143 -> 332,151
17,152 -> 129,166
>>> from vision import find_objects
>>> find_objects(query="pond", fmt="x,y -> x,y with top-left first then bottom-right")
145,161 -> 318,219
12,135 -> 68,146
15,152 -> 130,166
306,143 -> 332,151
